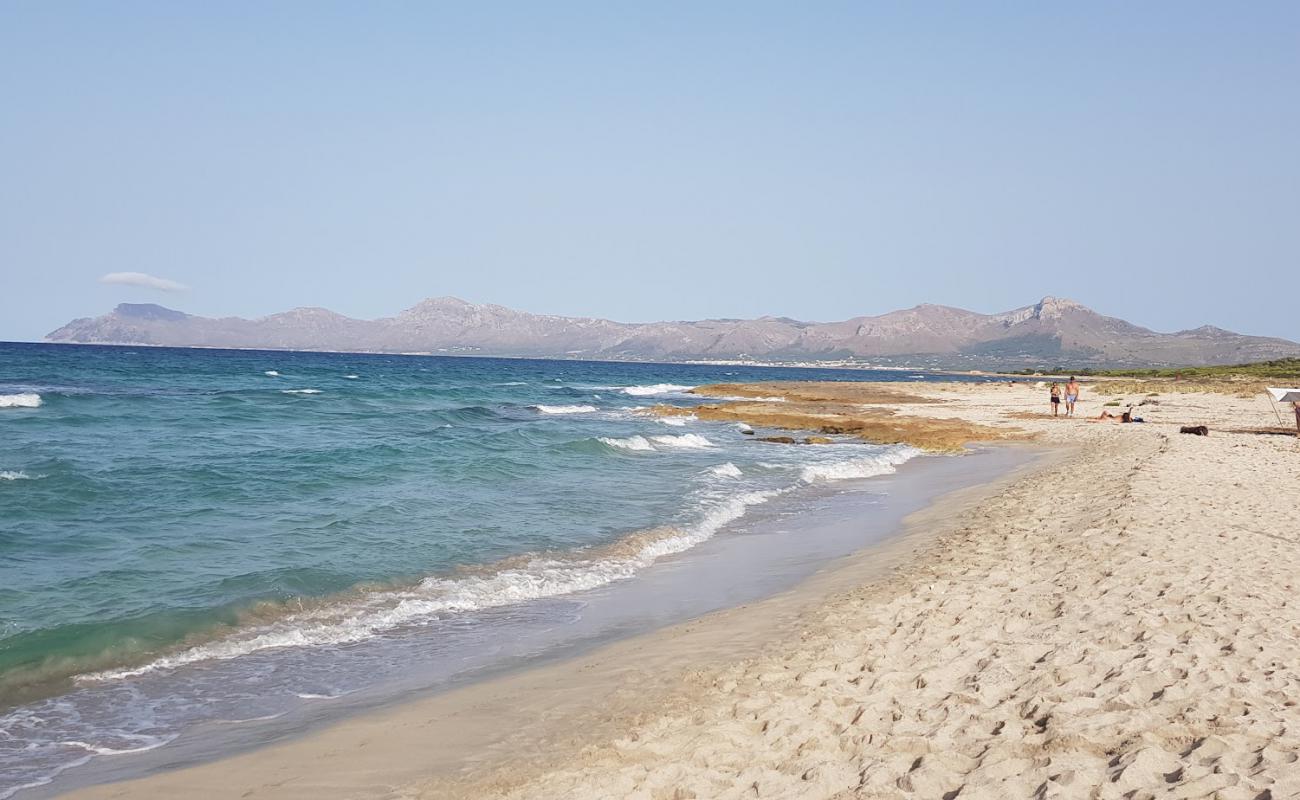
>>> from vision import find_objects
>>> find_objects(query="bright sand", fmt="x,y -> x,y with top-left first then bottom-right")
58,381 -> 1300,799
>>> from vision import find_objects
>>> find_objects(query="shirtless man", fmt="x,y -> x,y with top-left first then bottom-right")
1065,376 -> 1081,417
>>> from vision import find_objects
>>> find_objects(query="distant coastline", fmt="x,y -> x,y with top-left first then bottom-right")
42,295 -> 1300,369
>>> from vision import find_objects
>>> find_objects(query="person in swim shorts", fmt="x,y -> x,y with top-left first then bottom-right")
1050,382 -> 1061,417
1065,377 -> 1080,417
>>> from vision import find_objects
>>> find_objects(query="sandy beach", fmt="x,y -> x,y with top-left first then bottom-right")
57,380 -> 1300,799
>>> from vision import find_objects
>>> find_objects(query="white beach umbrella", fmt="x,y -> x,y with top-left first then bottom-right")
1267,388 -> 1300,432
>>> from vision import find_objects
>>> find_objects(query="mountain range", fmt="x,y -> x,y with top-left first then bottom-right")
45,296 -> 1300,368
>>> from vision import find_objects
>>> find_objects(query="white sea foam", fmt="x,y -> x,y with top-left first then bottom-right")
648,433 -> 715,449
281,388 -> 322,395
263,370 -> 280,377
343,374 -> 360,379
295,691 -> 349,701
734,422 -> 753,432
0,755 -> 94,800
0,393 -> 42,408
600,433 -> 715,451
61,735 -> 177,756
80,491 -> 779,681
657,416 -> 689,426
707,462 -> 743,478
621,383 -> 693,396
598,435 -> 655,451
800,446 -> 921,483
533,404 -> 597,415
0,470 -> 33,481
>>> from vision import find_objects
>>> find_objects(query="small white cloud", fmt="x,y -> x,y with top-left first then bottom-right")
100,272 -> 189,292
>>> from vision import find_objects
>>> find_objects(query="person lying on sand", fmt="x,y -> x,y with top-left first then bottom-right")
1096,406 -> 1143,423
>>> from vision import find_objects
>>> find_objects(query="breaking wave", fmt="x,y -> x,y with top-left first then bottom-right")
800,446 -> 921,483
707,462 -> 743,478
533,404 -> 597,415
79,491 -> 778,682
598,433 -> 715,451
598,435 -> 655,451
648,433 -> 714,449
0,393 -> 42,408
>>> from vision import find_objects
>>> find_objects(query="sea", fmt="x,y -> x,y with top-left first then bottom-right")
0,342 -> 997,797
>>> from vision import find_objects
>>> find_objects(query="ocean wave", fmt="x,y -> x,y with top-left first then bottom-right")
800,446 -> 920,483
78,492 -> 778,682
707,462 -> 743,478
533,404 -> 597,415
264,370 -> 280,377
0,470 -> 34,481
657,416 -> 691,426
598,435 -> 655,451
281,389 -> 322,395
648,433 -> 714,449
598,433 -> 715,452
343,374 -> 360,380
621,383 -> 693,396
0,392 -> 42,408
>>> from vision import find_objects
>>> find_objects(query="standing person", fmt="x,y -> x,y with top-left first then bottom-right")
1050,382 -> 1062,417
1065,376 -> 1081,417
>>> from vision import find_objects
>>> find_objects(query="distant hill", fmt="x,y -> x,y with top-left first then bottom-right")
45,296 -> 1300,369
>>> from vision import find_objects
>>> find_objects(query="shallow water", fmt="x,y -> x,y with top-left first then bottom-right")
0,342 -> 991,797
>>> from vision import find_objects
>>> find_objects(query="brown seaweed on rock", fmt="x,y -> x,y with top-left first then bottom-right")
650,383 -> 1021,452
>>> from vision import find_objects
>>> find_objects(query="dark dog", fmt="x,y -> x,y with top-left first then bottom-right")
1179,425 -> 1209,436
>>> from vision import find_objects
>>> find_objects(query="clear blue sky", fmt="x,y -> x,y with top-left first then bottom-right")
3,2 -> 1298,342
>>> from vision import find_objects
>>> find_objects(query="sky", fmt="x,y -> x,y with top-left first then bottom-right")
2,2 -> 1298,342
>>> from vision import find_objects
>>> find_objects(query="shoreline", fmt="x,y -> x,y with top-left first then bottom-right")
45,443 -> 1048,800
41,379 -> 1300,798
450,382 -> 1300,798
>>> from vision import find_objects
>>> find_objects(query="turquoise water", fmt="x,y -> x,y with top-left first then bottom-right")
0,343 -> 983,796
